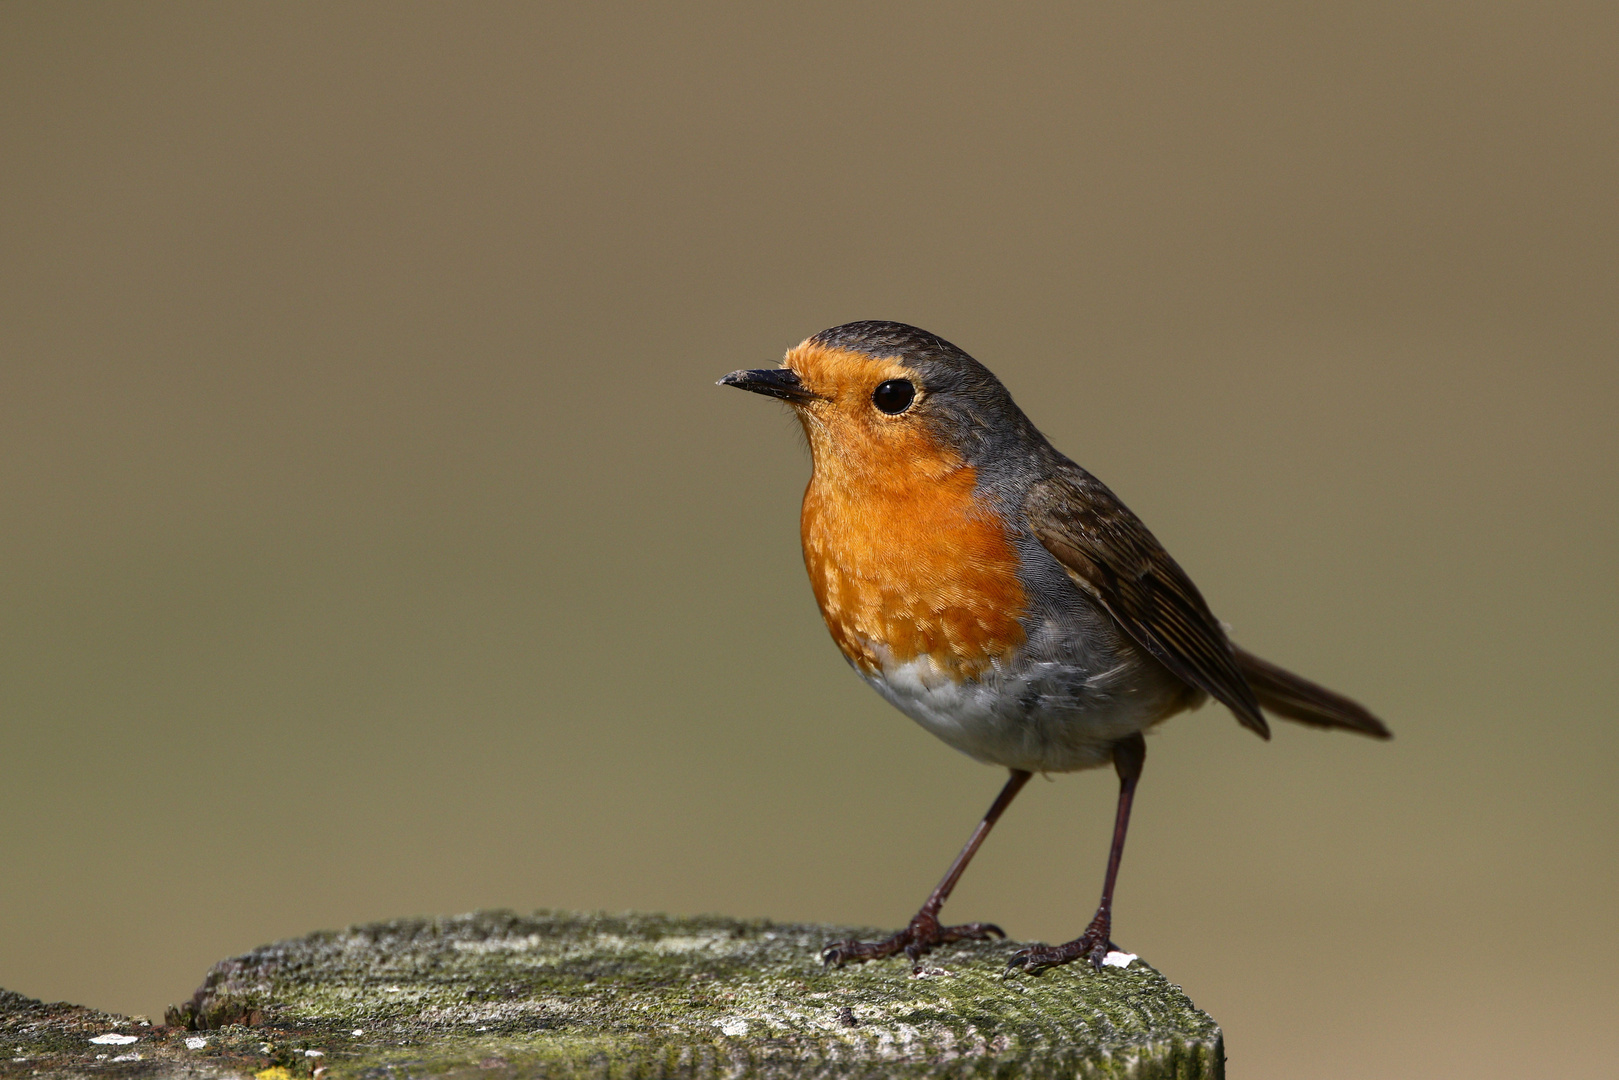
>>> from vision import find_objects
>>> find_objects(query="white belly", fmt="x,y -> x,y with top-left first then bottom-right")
861,651 -> 1195,773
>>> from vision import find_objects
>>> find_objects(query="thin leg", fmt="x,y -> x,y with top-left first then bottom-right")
1006,732 -> 1146,974
822,768 -> 1032,967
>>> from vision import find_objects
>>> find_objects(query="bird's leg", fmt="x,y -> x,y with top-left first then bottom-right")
1006,732 -> 1146,975
822,768 -> 1031,967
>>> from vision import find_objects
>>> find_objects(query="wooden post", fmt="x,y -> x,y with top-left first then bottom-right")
5,911 -> 1224,1078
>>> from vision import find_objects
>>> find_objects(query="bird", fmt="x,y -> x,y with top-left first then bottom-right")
719,320 -> 1389,974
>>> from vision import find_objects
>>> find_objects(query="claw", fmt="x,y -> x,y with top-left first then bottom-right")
1004,930 -> 1114,976
820,918 -> 1006,968
1003,945 -> 1055,977
820,941 -> 868,968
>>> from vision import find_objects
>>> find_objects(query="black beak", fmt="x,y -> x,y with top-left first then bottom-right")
717,367 -> 823,404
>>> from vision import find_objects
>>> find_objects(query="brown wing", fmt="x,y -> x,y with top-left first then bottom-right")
1025,466 -> 1270,738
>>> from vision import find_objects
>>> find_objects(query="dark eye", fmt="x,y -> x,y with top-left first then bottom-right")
872,379 -> 915,414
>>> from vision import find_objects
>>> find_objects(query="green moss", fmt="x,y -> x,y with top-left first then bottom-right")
4,912 -> 1222,1078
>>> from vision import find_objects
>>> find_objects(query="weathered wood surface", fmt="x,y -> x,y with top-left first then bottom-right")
3,910 -> 1223,1079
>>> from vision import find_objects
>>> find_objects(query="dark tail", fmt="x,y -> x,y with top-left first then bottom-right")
1231,645 -> 1392,739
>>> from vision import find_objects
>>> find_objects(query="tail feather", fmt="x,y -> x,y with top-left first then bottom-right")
1231,645 -> 1392,739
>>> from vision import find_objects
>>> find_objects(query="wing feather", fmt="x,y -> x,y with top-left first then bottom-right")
1025,466 -> 1270,738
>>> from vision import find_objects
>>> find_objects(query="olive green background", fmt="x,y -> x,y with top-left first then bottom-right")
2,4 -> 1615,1077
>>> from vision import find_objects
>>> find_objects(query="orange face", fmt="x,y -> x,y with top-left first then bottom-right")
783,341 -> 1028,681
784,342 -> 959,492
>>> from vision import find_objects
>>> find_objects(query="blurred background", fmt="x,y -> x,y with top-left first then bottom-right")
2,3 -> 1615,1076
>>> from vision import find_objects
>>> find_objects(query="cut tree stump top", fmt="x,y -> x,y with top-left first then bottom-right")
3,910 -> 1224,1079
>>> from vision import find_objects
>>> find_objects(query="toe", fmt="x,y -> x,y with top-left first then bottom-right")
1002,947 -> 1041,977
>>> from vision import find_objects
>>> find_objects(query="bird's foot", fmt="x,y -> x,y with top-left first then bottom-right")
821,911 -> 1005,968
1004,910 -> 1114,976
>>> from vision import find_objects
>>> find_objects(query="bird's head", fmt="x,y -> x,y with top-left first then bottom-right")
719,321 -> 1032,488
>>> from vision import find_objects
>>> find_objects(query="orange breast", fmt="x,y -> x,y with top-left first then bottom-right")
801,458 -> 1027,681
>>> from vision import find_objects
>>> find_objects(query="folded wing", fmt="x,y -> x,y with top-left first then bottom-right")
1024,466 -> 1270,738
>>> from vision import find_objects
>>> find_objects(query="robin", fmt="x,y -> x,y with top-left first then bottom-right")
720,320 -> 1390,974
